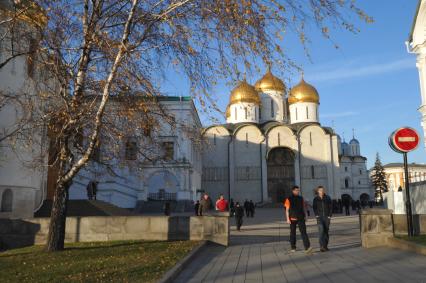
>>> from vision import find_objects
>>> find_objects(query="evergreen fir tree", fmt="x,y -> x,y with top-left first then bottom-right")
370,153 -> 388,203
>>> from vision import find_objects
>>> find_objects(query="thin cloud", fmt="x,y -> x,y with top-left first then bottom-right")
308,58 -> 414,83
321,111 -> 360,118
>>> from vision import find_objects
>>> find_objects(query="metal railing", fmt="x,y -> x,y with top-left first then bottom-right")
148,192 -> 177,201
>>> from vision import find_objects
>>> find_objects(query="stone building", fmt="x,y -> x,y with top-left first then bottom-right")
202,70 -> 373,204
0,1 -> 49,218
408,0 -> 426,148
382,163 -> 426,191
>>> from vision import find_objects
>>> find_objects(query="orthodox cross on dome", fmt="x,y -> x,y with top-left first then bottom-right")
352,128 -> 356,139
342,131 -> 345,142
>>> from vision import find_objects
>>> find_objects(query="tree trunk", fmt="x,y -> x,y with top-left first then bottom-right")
46,181 -> 70,251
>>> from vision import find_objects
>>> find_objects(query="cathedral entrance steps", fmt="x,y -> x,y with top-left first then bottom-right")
33,200 -> 133,217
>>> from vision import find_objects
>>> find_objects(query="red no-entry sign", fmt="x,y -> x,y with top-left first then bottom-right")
389,127 -> 420,153
388,126 -> 420,237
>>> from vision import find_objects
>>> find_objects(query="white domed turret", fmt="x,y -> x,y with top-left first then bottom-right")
341,141 -> 350,156
349,137 -> 360,156
288,76 -> 320,124
226,80 -> 260,124
254,69 -> 287,123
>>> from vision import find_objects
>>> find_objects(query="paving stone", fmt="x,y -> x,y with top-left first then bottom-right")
173,209 -> 426,283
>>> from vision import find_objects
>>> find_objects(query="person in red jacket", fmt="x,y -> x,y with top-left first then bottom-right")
215,194 -> 228,212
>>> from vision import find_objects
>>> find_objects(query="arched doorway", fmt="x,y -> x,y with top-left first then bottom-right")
267,147 -> 295,203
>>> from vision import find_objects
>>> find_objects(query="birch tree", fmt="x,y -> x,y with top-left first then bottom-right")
0,0 -> 371,251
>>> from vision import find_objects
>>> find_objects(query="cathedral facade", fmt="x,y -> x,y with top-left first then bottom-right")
202,70 -> 373,204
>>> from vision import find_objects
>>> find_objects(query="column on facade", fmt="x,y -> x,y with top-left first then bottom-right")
260,141 -> 268,202
416,53 -> 426,147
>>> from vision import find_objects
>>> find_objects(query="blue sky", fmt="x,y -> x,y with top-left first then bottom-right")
163,0 -> 425,168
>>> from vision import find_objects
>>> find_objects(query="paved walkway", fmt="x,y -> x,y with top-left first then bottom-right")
174,208 -> 426,283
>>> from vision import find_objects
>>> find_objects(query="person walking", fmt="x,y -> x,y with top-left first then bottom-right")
249,200 -> 255,217
230,199 -> 235,217
215,194 -> 228,212
342,197 -> 350,216
194,200 -> 200,216
313,186 -> 332,252
284,186 -> 313,254
198,193 -> 212,216
234,202 -> 244,231
86,181 -> 98,200
243,199 -> 250,217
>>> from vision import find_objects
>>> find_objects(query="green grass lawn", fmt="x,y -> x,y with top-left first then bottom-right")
397,235 -> 426,246
0,240 -> 199,283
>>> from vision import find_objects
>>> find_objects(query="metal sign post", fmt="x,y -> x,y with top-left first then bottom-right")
403,152 -> 414,237
389,127 -> 419,237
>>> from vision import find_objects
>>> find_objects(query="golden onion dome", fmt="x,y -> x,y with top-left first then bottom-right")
288,77 -> 319,105
254,70 -> 286,93
229,80 -> 261,105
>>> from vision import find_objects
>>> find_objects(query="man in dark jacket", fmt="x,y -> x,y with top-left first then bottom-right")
249,200 -> 255,217
313,186 -> 332,252
284,186 -> 312,254
234,202 -> 244,231
198,194 -> 212,216
243,200 -> 250,217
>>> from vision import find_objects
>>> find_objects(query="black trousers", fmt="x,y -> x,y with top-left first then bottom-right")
236,217 -> 243,230
344,206 -> 350,215
290,219 -> 310,249
317,216 -> 330,248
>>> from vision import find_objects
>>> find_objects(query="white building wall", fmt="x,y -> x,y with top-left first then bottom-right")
201,126 -> 231,200
259,90 -> 286,123
232,125 -> 264,203
408,0 -> 426,148
289,102 -> 319,124
226,102 -> 259,124
0,26 -> 46,218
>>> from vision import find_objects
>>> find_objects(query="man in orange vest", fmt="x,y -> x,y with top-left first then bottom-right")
284,186 -> 313,254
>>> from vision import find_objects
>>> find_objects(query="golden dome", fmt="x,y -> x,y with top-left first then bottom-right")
254,70 -> 286,93
288,77 -> 319,105
229,80 -> 261,105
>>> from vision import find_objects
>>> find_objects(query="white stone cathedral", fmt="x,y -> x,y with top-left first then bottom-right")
202,70 -> 373,204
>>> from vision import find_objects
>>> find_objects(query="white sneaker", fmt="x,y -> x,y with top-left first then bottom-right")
305,247 -> 313,254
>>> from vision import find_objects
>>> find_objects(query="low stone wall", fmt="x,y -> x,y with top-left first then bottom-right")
392,214 -> 426,235
360,208 -> 426,249
0,214 -> 229,250
359,209 -> 393,248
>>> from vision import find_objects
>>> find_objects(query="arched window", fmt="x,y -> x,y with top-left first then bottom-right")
295,107 -> 298,121
345,178 -> 350,188
306,106 -> 309,119
1,189 -> 13,212
259,107 -> 262,119
234,107 -> 237,120
244,107 -> 248,119
271,100 -> 274,117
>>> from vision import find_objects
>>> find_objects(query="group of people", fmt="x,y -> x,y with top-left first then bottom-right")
194,193 -> 229,216
194,186 -> 336,254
